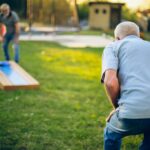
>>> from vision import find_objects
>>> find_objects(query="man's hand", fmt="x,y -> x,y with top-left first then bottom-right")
0,36 -> 4,42
106,109 -> 116,122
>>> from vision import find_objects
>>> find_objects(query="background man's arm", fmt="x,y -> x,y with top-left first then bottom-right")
104,69 -> 120,108
0,23 -> 4,41
14,22 -> 20,43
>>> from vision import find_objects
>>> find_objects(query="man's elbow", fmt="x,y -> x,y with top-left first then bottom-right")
104,80 -> 116,90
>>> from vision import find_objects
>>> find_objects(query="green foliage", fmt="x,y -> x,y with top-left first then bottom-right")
78,2 -> 89,20
122,6 -> 138,22
0,41 -> 142,149
31,0 -> 71,25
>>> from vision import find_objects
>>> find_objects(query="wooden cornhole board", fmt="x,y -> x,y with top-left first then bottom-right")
0,61 -> 39,90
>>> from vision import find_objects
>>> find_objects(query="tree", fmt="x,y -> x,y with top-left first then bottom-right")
78,2 -> 89,20
122,6 -> 138,22
28,0 -> 71,26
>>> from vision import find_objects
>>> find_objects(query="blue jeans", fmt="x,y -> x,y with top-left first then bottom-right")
104,110 -> 150,150
3,34 -> 19,63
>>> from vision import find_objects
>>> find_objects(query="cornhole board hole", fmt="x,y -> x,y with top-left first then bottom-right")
0,61 -> 39,90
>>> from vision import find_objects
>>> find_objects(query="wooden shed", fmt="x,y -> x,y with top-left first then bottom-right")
89,1 -> 125,30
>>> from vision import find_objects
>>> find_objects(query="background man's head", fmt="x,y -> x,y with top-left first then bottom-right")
114,21 -> 140,40
0,3 -> 10,17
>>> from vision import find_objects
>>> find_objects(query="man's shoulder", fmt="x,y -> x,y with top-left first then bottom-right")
122,35 -> 143,43
11,11 -> 18,17
105,41 -> 117,49
104,41 -> 121,53
123,36 -> 150,47
11,11 -> 19,21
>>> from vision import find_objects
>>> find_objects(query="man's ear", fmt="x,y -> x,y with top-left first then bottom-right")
116,37 -> 120,40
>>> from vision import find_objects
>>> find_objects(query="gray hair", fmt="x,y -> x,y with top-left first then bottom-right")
0,3 -> 10,11
114,21 -> 140,40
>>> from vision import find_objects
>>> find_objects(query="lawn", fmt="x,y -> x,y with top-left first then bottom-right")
60,29 -> 103,36
60,28 -> 114,37
0,41 -> 142,150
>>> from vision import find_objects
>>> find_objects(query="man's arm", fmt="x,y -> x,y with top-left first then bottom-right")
104,69 -> 120,108
0,23 -> 3,35
0,23 -> 4,42
14,22 -> 20,43
15,22 -> 20,35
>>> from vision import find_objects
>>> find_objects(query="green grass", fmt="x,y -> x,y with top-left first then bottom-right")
0,41 -> 142,150
143,32 -> 150,41
61,29 -> 104,36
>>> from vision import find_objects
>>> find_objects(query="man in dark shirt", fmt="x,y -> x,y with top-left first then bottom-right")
0,3 -> 20,63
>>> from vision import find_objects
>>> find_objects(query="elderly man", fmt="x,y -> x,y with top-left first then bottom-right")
101,21 -> 150,150
0,3 -> 20,63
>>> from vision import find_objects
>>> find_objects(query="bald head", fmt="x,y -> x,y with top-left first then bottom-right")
114,21 -> 140,40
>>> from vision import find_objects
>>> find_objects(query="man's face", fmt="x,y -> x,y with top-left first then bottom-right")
1,8 -> 10,17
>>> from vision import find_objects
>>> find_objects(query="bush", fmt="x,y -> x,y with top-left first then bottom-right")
78,2 -> 89,20
122,6 -> 138,22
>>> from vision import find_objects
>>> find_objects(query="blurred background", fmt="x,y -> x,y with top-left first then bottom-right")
0,0 -> 150,35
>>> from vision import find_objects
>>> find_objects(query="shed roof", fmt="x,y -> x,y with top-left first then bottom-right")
89,1 -> 125,6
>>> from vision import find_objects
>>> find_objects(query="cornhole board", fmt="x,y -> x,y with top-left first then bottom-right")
0,61 -> 39,90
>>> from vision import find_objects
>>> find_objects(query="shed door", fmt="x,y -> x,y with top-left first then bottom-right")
110,7 -> 121,29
